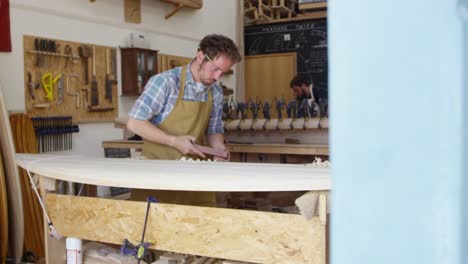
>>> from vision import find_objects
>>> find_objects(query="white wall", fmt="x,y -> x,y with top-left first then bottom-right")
0,0 -> 238,157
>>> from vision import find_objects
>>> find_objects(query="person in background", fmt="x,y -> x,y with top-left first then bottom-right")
126,34 -> 242,206
290,75 -> 321,117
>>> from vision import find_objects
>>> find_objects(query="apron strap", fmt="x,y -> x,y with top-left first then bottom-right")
178,66 -> 187,98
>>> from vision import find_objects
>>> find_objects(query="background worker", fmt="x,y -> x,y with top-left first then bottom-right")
127,34 -> 242,206
290,75 -> 326,117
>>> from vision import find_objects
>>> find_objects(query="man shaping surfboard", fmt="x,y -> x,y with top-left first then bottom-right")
127,34 -> 242,206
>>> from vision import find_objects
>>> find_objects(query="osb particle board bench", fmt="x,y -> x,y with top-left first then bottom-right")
15,153 -> 330,263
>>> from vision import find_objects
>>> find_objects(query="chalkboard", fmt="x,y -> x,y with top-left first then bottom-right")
244,19 -> 328,102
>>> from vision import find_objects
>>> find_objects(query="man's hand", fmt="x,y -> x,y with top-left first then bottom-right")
169,135 -> 206,158
206,133 -> 230,161
213,147 -> 230,162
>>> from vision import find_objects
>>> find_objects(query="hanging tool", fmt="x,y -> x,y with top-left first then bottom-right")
81,88 -> 88,111
41,73 -> 61,101
111,48 -> 117,77
274,97 -> 285,119
67,74 -> 80,109
227,97 -> 237,119
287,100 -> 298,119
237,102 -> 248,120
34,38 -> 41,67
78,45 -> 91,85
87,106 -> 114,112
56,74 -> 64,105
64,45 -> 73,70
105,48 -> 117,102
27,72 -> 36,100
262,100 -> 271,120
249,97 -> 261,119
90,46 -> 99,106
298,98 -> 310,118
121,196 -> 157,264
40,39 -> 48,68
35,72 -> 42,90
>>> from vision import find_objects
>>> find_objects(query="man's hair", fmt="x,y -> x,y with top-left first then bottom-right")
198,34 -> 242,63
290,75 -> 311,88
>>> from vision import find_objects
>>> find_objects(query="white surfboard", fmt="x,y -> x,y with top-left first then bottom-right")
15,153 -> 331,192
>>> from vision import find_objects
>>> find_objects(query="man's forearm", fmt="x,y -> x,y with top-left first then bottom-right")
126,117 -> 175,147
206,133 -> 225,149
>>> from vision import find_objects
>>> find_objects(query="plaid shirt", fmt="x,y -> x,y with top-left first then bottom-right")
128,63 -> 224,134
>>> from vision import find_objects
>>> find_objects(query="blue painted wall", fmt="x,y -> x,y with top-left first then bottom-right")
329,1 -> 464,263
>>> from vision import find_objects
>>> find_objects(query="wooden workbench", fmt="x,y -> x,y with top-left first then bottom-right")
15,153 -> 330,264
101,140 -> 329,162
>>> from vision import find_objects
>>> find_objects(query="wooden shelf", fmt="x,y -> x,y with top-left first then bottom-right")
27,50 -> 80,60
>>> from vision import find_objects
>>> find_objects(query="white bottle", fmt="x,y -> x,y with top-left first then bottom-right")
66,237 -> 82,264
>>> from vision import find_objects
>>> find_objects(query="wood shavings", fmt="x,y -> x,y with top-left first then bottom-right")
179,157 -> 216,162
307,157 -> 330,168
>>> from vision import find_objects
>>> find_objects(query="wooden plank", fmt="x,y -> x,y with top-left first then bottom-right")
124,0 -> 141,24
0,84 -> 24,264
39,177 -> 66,264
15,153 -> 331,192
46,194 -> 326,264
298,2 -> 327,10
102,139 -> 143,149
256,11 -> 327,25
228,143 -> 329,155
159,0 -> 203,9
101,140 -> 329,155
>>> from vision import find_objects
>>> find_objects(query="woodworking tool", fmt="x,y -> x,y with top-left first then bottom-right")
34,38 -> 41,67
111,48 -> 117,77
32,116 -> 79,153
249,98 -> 261,119
274,97 -> 285,119
262,100 -> 271,120
56,74 -> 64,105
105,48 -> 117,103
27,72 -> 35,100
87,106 -> 114,112
121,196 -> 157,264
41,73 -> 61,101
227,97 -> 237,119
237,102 -> 248,120
78,45 -> 91,85
296,99 -> 307,118
190,140 -> 228,159
64,45 -> 73,70
318,98 -> 328,118
287,100 -> 297,119
91,46 -> 99,106
67,74 -> 81,108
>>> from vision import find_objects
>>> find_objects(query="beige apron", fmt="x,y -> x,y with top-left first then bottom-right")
131,66 -> 216,207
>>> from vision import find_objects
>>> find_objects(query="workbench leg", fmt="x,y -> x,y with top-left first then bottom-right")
318,192 -> 328,264
38,176 -> 66,264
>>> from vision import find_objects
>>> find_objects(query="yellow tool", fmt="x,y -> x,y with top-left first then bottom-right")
41,73 -> 61,101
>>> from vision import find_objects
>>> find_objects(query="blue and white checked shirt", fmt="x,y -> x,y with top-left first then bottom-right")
128,63 -> 224,134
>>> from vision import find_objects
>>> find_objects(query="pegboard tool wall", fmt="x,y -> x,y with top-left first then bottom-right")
23,35 -> 118,123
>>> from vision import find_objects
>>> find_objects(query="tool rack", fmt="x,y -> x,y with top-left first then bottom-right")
23,35 -> 118,123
